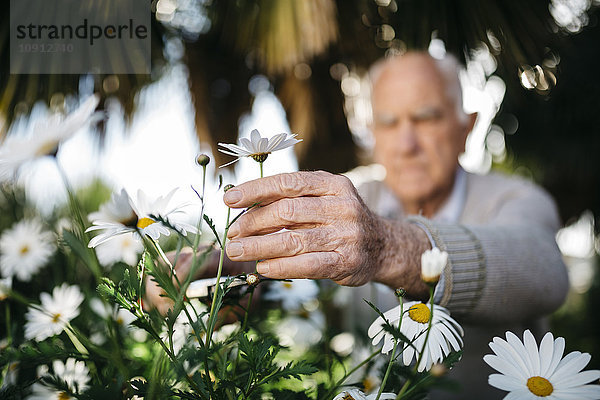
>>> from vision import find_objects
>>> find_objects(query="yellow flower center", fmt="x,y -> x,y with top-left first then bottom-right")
527,376 -> 553,397
342,395 -> 355,400
137,217 -> 156,229
282,282 -> 293,289
408,303 -> 431,324
19,245 -> 30,255
52,313 -> 61,323
58,391 -> 71,400
250,153 -> 269,163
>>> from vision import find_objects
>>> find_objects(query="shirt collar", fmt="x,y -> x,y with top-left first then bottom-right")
432,167 -> 467,223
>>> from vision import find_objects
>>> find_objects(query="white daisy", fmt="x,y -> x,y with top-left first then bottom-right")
95,231 -> 143,267
0,219 -> 56,281
218,129 -> 302,167
368,300 -> 464,372
421,247 -> 448,284
86,188 -> 196,248
29,358 -> 90,399
263,279 -> 319,311
0,276 -> 12,300
0,94 -> 101,181
333,388 -> 396,400
25,284 -> 84,341
484,329 -> 600,399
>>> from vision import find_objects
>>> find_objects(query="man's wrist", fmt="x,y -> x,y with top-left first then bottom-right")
372,219 -> 431,300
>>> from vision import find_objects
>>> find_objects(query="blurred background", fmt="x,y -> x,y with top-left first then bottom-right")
1,0 -> 599,367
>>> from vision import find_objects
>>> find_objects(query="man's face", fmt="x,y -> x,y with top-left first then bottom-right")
371,54 -> 471,208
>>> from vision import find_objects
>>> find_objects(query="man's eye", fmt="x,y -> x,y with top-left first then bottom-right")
413,110 -> 442,122
374,117 -> 397,128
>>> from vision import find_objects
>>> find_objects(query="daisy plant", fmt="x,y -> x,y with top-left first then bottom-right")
3,115 -> 598,400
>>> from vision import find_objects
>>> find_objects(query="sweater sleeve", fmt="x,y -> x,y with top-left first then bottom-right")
406,180 -> 569,324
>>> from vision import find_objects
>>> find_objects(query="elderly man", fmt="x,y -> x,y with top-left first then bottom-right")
219,52 -> 569,398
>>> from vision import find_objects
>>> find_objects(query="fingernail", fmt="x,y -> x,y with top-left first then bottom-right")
226,241 -> 243,257
224,189 -> 242,204
256,262 -> 269,275
227,222 -> 240,237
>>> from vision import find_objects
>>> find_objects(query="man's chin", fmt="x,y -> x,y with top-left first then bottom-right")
389,179 -> 433,204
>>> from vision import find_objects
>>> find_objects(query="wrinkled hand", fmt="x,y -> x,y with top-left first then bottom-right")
224,171 -> 416,287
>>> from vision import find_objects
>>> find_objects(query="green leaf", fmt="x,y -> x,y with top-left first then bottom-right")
61,229 -> 97,271
203,215 -> 222,247
264,360 -> 318,382
144,252 -> 179,302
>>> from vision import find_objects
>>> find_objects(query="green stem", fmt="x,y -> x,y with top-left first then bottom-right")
190,164 -> 208,280
377,300 -> 404,399
206,207 -> 231,346
241,288 -> 254,332
4,302 -> 11,346
397,288 -> 434,399
377,341 -> 398,400
414,289 -> 435,372
259,161 -> 264,178
138,259 -> 145,309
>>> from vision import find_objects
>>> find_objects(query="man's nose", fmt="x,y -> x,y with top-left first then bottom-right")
394,120 -> 419,155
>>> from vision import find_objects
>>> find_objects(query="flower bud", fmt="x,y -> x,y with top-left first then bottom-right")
430,363 -> 448,377
246,273 -> 259,286
196,154 -> 210,166
421,247 -> 448,285
223,184 -> 235,192
395,288 -> 407,298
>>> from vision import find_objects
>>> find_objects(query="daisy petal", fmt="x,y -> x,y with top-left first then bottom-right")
250,129 -> 261,148
523,330 -> 541,375
538,332 -> 555,377
553,369 -> 600,389
484,355 -> 526,380
551,352 -> 590,382
506,331 -> 535,375
555,384 -> 600,399
488,373 -> 523,391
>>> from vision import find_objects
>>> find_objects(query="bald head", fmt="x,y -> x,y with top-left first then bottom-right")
370,52 -> 467,123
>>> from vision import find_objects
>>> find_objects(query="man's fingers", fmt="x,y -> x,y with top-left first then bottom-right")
223,171 -> 353,208
226,228 -> 340,261
227,197 -> 334,239
255,251 -> 344,281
